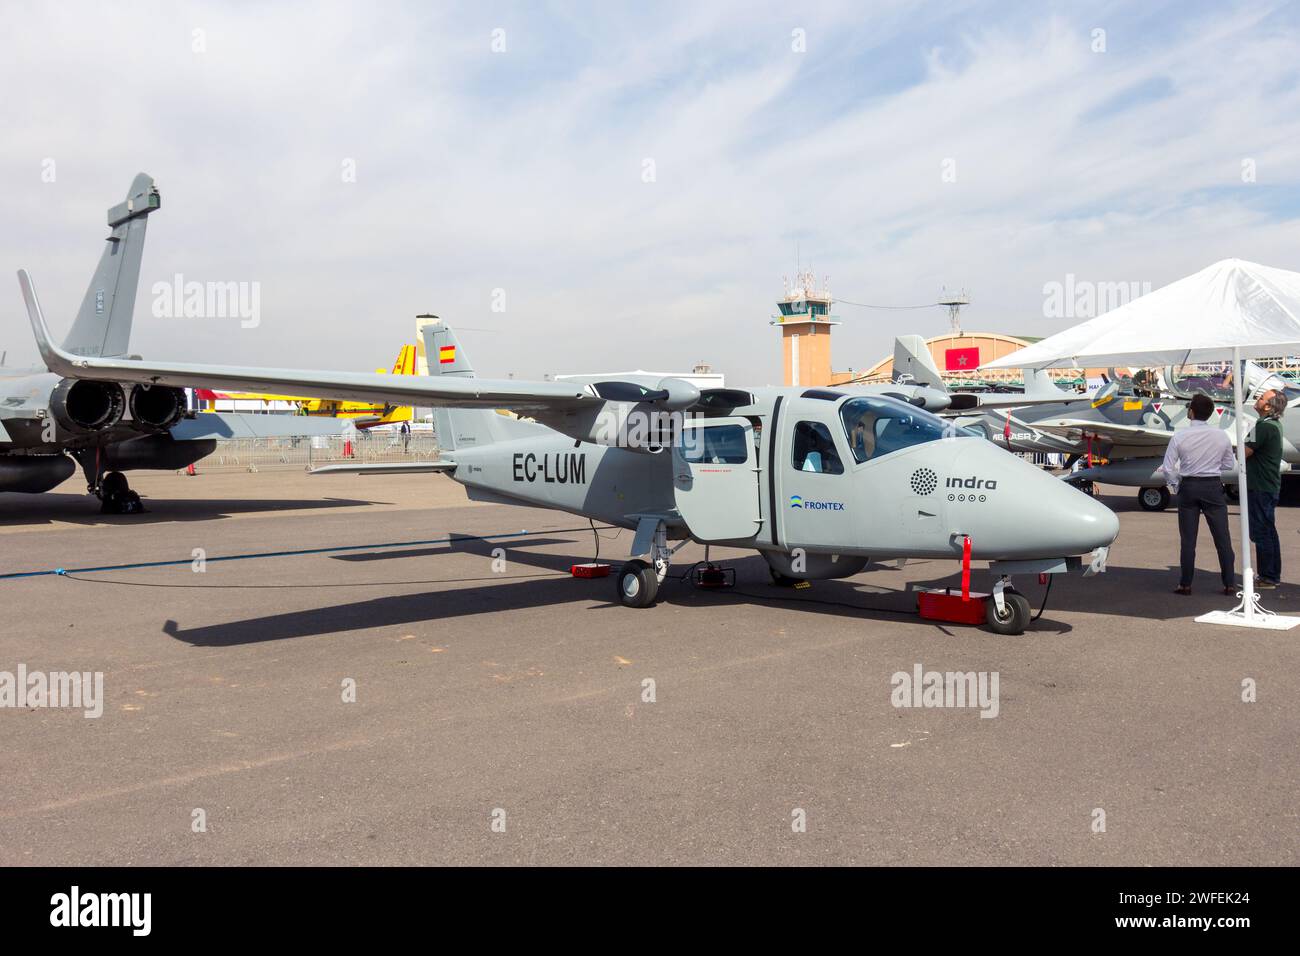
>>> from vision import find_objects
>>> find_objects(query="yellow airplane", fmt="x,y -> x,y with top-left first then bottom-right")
197,345 -> 418,429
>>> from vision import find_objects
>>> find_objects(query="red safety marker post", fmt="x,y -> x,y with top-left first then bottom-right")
961,535 -> 972,601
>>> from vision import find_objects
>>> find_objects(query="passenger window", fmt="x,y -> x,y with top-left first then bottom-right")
680,424 -> 748,464
791,421 -> 844,474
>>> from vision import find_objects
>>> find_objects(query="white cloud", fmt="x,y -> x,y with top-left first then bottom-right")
2,1 -> 1299,383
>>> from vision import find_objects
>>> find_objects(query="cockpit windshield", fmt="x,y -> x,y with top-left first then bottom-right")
839,396 -> 956,463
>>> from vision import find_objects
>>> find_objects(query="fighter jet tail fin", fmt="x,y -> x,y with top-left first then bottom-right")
1023,367 -> 1069,398
61,173 -> 160,359
421,321 -> 542,451
892,335 -> 946,390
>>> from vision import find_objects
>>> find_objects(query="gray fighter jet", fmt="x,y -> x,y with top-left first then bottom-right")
1044,362 -> 1298,510
21,296 -> 1118,634
0,174 -> 339,511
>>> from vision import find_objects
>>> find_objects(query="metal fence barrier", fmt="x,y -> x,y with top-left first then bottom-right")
195,434 -> 441,473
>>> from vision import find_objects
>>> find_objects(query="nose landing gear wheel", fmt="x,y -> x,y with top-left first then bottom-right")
985,592 -> 1031,635
1138,486 -> 1170,511
616,559 -> 659,608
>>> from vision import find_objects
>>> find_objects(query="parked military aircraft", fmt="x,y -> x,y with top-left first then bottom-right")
1045,361 -> 1298,509
0,174 -> 339,512
21,267 -> 1118,632
891,336 -> 1294,511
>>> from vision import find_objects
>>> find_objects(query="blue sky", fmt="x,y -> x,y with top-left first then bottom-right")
2,0 -> 1299,383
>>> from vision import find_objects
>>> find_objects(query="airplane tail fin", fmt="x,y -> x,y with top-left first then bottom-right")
374,345 -> 419,424
391,344 -> 417,376
1023,367 -> 1068,398
61,173 -> 160,358
892,335 -> 946,390
420,321 -> 539,451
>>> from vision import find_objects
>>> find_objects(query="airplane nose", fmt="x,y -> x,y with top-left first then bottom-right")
1038,475 -> 1120,554
947,441 -> 1119,558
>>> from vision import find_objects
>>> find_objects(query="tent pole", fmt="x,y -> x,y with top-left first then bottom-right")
1232,346 -> 1255,619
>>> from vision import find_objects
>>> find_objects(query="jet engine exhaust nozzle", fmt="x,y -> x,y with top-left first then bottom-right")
49,378 -> 126,434
128,384 -> 187,431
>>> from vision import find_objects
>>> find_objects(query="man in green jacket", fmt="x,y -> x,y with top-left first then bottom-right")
1244,389 -> 1288,588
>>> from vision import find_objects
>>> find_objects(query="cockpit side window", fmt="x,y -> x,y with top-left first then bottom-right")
791,421 -> 844,474
839,396 -> 953,463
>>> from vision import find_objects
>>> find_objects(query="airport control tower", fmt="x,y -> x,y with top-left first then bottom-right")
770,270 -> 839,387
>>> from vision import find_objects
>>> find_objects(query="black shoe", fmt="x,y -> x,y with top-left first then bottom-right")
1174,586 -> 1192,596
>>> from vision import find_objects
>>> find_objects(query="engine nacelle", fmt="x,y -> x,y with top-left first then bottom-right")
128,384 -> 187,431
0,454 -> 76,493
535,401 -> 694,454
49,378 -> 126,434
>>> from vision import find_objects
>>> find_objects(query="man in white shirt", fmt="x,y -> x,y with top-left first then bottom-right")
1161,393 -> 1237,595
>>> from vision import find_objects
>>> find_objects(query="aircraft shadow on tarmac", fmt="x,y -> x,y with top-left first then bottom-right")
0,494 -> 385,528
156,537 -> 1075,647
162,532 -> 1270,647
330,534 -> 583,572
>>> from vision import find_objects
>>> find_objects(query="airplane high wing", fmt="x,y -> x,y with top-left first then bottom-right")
21,270 -> 592,414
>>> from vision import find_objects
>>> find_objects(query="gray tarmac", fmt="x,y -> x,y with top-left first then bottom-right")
0,470 -> 1295,865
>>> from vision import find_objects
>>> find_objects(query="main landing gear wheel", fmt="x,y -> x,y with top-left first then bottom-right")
985,592 -> 1031,635
98,470 -> 144,515
616,559 -> 659,608
1138,486 -> 1170,511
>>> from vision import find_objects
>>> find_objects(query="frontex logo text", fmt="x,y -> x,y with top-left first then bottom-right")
790,495 -> 845,511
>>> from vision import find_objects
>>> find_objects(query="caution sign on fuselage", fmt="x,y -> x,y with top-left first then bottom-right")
512,451 -> 587,484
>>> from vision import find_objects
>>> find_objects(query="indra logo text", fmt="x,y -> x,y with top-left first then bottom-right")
947,475 -> 997,503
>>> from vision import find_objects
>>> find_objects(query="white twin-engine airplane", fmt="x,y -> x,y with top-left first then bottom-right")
15,179 -> 1117,634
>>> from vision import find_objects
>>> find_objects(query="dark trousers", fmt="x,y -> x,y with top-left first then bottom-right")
1247,489 -> 1282,583
1177,477 -> 1235,588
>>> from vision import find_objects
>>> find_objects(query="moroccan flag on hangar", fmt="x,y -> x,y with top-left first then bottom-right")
944,346 -> 980,371
438,345 -> 456,365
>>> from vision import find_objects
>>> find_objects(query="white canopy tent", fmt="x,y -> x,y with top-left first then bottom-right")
983,258 -> 1300,630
